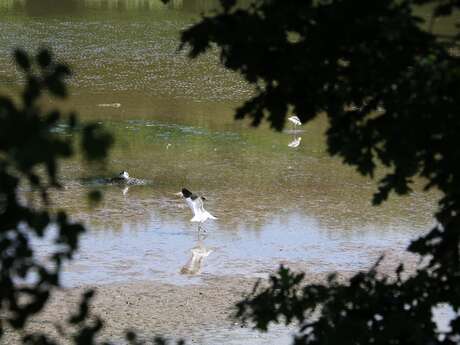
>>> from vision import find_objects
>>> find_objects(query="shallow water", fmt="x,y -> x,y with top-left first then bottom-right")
40,115 -> 435,286
0,0 -> 439,287
40,113 -> 435,287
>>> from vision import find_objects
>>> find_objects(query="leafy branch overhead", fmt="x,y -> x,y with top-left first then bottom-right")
178,1 -> 460,345
0,48 -> 112,338
180,0 -> 460,206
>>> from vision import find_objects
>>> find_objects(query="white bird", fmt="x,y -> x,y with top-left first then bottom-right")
180,188 -> 217,230
288,136 -> 302,148
109,170 -> 130,183
288,115 -> 302,126
109,171 -> 146,185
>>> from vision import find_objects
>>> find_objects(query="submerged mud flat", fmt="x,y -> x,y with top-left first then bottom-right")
6,264 -> 420,345
33,117 -> 434,288
5,275 -> 292,345
23,114 -> 432,344
55,204 -> 424,287
26,111 -> 435,288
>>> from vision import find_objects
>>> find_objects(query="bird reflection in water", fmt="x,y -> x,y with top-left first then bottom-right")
288,136 -> 302,148
180,240 -> 213,276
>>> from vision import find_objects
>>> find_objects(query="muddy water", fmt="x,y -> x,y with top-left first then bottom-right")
0,0 -> 438,287
41,111 -> 434,287
1,0 -> 437,294
0,2 -> 445,344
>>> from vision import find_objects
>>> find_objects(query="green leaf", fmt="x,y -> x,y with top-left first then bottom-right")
81,123 -> 113,161
14,49 -> 30,71
37,49 -> 52,69
88,190 -> 102,204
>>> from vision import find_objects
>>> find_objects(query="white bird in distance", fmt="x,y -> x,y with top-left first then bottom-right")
288,115 -> 302,126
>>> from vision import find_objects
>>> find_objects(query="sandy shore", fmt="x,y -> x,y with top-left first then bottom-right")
6,275 -> 287,345
4,251 -> 418,345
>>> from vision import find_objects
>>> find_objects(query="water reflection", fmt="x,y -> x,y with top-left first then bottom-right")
288,136 -> 301,148
52,209 -> 423,287
45,110 -> 432,236
36,111 -> 435,241
180,239 -> 212,275
0,0 -> 441,288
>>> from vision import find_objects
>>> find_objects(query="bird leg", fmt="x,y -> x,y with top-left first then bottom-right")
197,222 -> 208,234
197,231 -> 208,241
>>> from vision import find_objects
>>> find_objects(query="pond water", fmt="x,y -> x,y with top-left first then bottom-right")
0,0 -> 439,287
1,1 -> 450,344
0,0 -> 438,292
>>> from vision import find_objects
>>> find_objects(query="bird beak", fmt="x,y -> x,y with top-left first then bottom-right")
174,192 -> 184,197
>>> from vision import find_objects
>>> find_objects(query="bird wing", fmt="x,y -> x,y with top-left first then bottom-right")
185,193 -> 217,222
288,116 -> 301,125
203,210 -> 217,220
185,197 -> 198,216
187,196 -> 207,221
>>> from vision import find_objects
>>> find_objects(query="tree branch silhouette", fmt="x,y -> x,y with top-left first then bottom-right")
177,0 -> 460,343
0,48 -> 113,343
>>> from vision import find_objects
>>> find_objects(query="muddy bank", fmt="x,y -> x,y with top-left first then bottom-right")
5,252 -> 418,345
7,275 -> 286,345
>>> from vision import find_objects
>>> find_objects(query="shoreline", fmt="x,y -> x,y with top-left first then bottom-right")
4,252 -> 418,345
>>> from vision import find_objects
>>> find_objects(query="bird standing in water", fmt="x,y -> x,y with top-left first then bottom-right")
287,115 -> 302,148
180,188 -> 217,232
288,115 -> 302,127
110,170 -> 130,183
109,171 -> 146,185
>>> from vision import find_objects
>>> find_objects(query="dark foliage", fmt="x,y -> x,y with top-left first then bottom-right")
177,0 -> 460,344
0,49 -> 113,342
1,48 -> 186,345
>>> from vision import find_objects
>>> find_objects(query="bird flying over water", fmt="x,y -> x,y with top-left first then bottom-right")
180,188 -> 217,223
